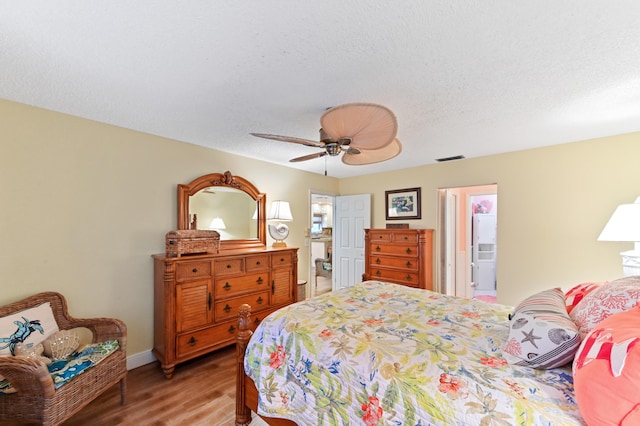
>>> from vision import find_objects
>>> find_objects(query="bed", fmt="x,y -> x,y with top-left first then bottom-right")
235,280 -> 585,425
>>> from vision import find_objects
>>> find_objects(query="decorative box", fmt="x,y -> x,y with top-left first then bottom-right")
165,230 -> 220,257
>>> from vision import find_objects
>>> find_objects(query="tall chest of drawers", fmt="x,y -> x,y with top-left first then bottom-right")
363,229 -> 433,290
153,247 -> 298,378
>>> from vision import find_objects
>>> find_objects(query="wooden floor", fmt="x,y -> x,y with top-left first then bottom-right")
6,345 -> 265,426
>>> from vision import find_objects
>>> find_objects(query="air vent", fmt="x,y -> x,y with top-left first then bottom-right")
436,155 -> 465,162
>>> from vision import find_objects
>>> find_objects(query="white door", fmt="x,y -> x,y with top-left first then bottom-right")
333,194 -> 371,290
443,190 -> 457,295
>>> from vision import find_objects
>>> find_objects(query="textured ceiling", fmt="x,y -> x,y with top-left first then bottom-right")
2,1 -> 640,178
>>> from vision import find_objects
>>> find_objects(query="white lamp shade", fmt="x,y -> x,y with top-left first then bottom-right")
209,217 -> 226,230
598,197 -> 640,242
268,201 -> 293,221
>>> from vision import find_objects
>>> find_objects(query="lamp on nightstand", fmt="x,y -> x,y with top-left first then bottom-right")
268,200 -> 293,248
598,196 -> 640,276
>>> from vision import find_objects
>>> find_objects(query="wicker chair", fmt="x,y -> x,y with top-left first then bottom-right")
0,292 -> 127,425
314,254 -> 332,287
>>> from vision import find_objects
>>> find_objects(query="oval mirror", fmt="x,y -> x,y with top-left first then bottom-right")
177,171 -> 266,251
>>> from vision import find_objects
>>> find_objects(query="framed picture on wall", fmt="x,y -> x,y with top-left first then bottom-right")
385,187 -> 421,220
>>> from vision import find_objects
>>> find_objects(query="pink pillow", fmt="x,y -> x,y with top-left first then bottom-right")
569,276 -> 640,338
564,281 -> 605,314
573,306 -> 640,425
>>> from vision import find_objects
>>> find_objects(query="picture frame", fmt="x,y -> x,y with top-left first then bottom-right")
385,187 -> 421,220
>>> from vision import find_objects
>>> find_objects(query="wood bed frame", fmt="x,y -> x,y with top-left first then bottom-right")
236,304 -> 296,426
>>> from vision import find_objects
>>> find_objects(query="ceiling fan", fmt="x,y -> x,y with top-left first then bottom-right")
251,103 -> 402,166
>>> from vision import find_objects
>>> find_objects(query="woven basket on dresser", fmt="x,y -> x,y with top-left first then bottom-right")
165,229 -> 220,257
0,292 -> 127,426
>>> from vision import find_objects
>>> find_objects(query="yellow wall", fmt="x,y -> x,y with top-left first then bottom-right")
339,133 -> 640,305
2,97 -> 639,358
0,99 -> 339,355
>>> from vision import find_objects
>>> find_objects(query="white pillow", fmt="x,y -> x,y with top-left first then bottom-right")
0,302 -> 60,356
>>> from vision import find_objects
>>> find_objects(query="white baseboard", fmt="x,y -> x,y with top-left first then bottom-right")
126,350 -> 157,370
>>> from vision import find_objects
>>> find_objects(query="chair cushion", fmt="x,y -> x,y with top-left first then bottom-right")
0,339 -> 119,393
49,339 -> 119,389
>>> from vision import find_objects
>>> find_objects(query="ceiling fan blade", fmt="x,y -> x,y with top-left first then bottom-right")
250,133 -> 324,148
290,151 -> 327,163
321,103 -> 397,150
342,138 -> 402,165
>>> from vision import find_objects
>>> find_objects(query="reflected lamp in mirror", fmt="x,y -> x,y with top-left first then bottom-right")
598,196 -> 640,276
209,217 -> 227,230
268,200 -> 293,248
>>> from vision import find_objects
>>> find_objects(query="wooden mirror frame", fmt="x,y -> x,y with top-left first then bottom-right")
177,171 -> 267,251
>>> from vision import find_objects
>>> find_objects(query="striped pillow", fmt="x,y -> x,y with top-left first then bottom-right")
503,288 -> 580,369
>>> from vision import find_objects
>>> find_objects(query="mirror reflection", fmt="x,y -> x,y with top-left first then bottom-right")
189,187 -> 258,240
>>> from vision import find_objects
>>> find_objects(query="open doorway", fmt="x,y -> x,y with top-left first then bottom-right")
309,192 -> 334,298
437,184 -> 498,301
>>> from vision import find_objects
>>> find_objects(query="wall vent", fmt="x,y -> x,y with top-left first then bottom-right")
436,155 -> 465,162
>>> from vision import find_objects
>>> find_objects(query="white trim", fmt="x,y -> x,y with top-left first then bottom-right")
126,349 -> 156,371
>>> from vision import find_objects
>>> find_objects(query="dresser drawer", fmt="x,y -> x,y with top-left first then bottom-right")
214,291 -> 270,321
369,268 -> 420,285
246,254 -> 269,272
369,243 -> 419,257
214,258 -> 244,276
369,255 -> 419,270
176,321 -> 238,357
175,261 -> 212,282
368,231 -> 392,242
392,232 -> 419,243
214,273 -> 269,296
271,252 -> 293,267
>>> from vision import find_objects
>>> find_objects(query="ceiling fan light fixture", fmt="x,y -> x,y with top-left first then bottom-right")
342,138 -> 402,165
321,103 -> 397,150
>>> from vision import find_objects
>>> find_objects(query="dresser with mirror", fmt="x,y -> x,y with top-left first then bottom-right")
152,171 -> 298,379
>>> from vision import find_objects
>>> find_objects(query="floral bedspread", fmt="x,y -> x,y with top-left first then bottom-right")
245,281 -> 585,425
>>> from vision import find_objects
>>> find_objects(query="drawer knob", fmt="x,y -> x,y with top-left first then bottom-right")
375,258 -> 381,264
257,296 -> 263,304
226,264 -> 232,269
280,258 -> 284,262
254,318 -> 260,325
403,236 -> 409,240
192,268 -> 198,273
256,277 -> 263,284
375,270 -> 381,276
375,246 -> 381,251
228,325 -> 236,334
224,304 -> 231,313
406,275 -> 412,280
223,282 -> 231,291
188,336 -> 197,346
406,248 -> 412,254
256,261 -> 261,265
406,261 -> 412,267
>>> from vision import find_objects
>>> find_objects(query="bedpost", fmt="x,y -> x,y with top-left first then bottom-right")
236,303 -> 253,426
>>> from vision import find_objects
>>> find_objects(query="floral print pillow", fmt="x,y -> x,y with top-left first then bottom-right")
564,281 -> 605,314
570,276 -> 640,338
